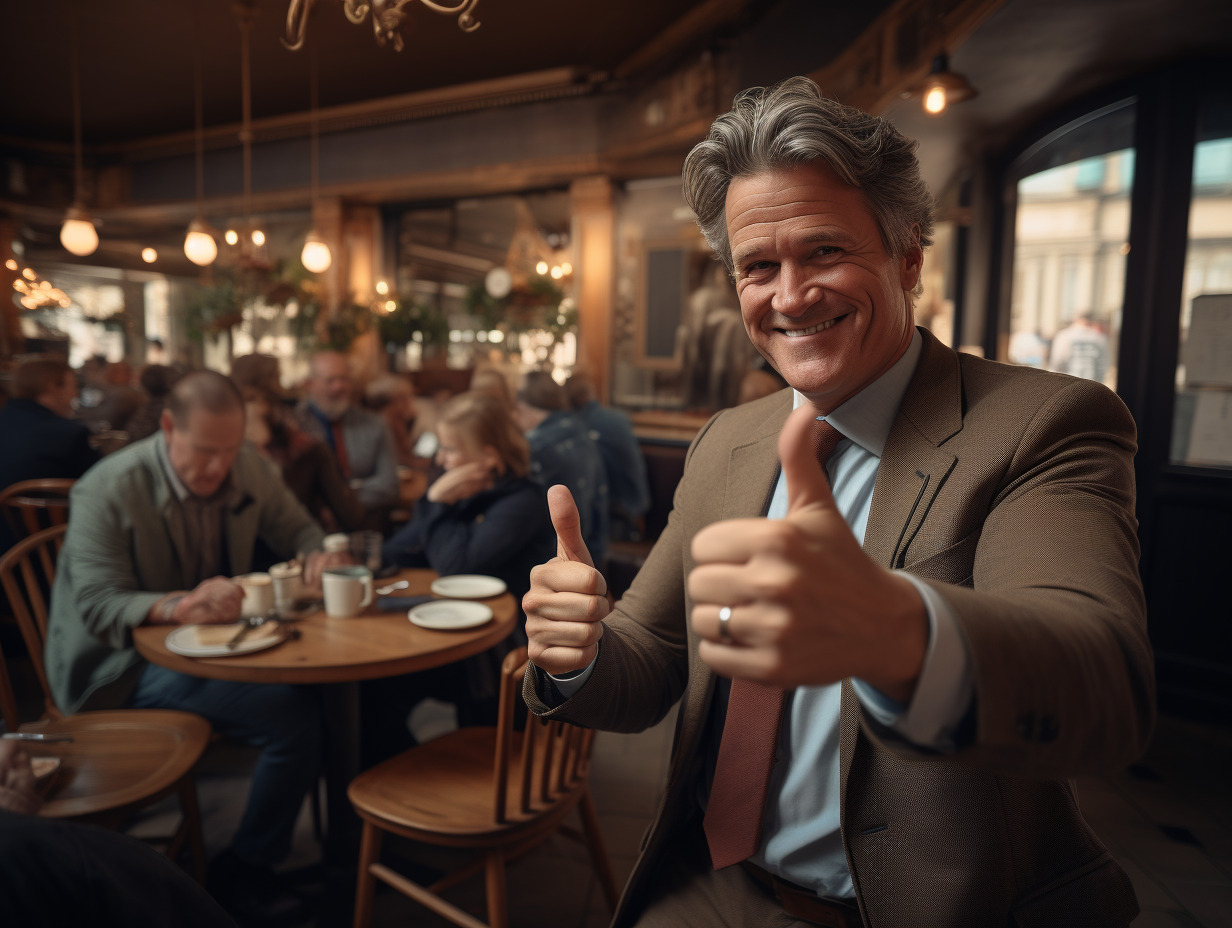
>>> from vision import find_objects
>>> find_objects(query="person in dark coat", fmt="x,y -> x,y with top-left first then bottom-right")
0,356 -> 100,551
366,390 -> 555,762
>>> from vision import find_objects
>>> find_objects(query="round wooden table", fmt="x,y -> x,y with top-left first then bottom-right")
132,567 -> 518,864
133,568 -> 517,684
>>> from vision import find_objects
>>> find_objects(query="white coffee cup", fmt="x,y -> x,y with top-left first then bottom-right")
236,572 -> 274,618
269,561 -> 303,611
322,566 -> 373,618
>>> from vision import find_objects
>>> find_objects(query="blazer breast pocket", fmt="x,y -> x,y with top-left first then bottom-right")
900,529 -> 980,586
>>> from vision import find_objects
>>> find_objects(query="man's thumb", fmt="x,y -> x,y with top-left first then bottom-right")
779,405 -> 839,514
548,484 -> 594,568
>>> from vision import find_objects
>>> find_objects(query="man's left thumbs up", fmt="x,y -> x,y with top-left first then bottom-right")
689,403 -> 928,694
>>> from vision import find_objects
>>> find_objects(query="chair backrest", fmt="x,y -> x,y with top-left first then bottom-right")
492,646 -> 597,824
0,478 -> 75,542
0,523 -> 68,725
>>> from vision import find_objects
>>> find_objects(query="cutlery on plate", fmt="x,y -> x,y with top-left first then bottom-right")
226,614 -> 268,650
376,580 -> 410,596
2,732 -> 75,743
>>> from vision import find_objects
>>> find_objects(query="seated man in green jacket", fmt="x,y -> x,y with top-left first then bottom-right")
44,370 -> 335,925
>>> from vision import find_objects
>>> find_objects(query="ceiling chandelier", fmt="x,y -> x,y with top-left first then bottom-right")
284,0 -> 480,52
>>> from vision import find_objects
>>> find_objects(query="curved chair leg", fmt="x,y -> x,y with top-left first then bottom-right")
578,789 -> 619,910
484,851 -> 509,928
353,820 -> 382,928
177,776 -> 208,884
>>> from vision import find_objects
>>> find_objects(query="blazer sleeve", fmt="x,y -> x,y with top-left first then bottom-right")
884,377 -> 1154,777
352,420 -> 401,508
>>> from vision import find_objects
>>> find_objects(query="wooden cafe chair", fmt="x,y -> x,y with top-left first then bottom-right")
0,523 -> 212,881
348,646 -> 619,928
0,477 -> 76,544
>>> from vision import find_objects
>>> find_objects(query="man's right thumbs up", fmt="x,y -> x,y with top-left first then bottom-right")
524,485 -> 609,676
548,484 -> 594,568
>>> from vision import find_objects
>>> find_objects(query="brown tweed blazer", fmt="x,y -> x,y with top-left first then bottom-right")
526,329 -> 1153,928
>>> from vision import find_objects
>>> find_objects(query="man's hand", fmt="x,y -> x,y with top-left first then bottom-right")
523,485 -> 611,676
426,462 -> 494,505
175,576 -> 245,625
0,741 -> 43,816
688,404 -> 928,701
302,550 -> 351,589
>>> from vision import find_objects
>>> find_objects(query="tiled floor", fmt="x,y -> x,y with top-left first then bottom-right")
134,703 -> 1231,927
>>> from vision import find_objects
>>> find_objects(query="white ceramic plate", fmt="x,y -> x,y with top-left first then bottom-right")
165,624 -> 285,658
429,574 -> 507,599
408,601 -> 493,631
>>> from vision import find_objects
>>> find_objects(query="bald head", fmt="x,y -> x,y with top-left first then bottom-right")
166,370 -> 245,428
160,370 -> 246,497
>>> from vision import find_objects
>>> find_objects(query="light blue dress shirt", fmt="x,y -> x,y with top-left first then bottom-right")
554,329 -> 974,899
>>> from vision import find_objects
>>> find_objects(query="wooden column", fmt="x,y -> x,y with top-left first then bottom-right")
570,176 -> 615,402
1,220 -> 22,360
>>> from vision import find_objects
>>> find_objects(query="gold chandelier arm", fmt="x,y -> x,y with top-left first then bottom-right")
283,0 -> 312,51
399,0 -> 481,32
343,0 -> 371,25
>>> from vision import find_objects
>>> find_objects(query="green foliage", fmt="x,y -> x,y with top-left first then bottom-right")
375,298 -> 449,349
183,272 -> 244,342
462,276 -> 572,339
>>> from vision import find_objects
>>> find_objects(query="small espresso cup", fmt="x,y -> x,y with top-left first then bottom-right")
322,566 -> 373,618
236,572 -> 274,618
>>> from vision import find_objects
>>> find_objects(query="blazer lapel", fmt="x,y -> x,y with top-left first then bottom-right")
863,330 -> 963,569
684,394 -> 793,746
841,330 -> 964,793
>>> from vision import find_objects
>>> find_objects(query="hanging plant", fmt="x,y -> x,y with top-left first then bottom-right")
463,276 -> 570,339
376,297 -> 449,350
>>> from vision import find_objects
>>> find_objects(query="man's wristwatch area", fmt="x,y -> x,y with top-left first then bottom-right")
159,595 -> 185,624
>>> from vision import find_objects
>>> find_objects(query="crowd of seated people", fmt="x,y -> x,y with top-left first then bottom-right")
1,348 -> 649,927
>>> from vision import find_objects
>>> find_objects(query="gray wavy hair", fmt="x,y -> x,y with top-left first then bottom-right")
682,77 -> 935,277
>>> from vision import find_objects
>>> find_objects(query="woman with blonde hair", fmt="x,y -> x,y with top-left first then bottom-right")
368,391 -> 555,758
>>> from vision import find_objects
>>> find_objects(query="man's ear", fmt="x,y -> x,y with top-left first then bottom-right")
899,223 -> 924,291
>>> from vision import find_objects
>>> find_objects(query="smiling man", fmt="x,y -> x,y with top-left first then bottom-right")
521,78 -> 1152,928
44,370 -> 331,925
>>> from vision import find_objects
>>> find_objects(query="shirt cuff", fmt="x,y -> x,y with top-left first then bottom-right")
852,572 -> 973,750
546,644 -> 600,699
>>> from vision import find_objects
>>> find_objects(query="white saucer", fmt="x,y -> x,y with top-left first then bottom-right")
165,624 -> 285,658
429,574 -> 507,599
408,601 -> 493,631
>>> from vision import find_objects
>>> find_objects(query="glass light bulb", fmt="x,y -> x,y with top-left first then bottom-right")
184,226 -> 218,266
923,85 -> 947,115
60,217 -> 99,256
535,260 -> 549,275
141,247 -> 158,263
375,280 -> 389,295
251,229 -> 266,247
225,229 -> 239,246
301,236 -> 332,273
550,265 -> 563,280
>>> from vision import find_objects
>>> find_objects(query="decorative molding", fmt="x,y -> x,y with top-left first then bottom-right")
809,0 -> 1007,113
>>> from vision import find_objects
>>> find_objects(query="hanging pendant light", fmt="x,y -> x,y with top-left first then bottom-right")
61,9 -> 98,257
301,45 -> 332,274
919,53 -> 977,116
183,20 -> 217,266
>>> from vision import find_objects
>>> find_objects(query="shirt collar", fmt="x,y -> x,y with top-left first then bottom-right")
791,327 -> 923,458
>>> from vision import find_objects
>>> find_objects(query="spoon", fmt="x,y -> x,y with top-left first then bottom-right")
376,580 -> 410,596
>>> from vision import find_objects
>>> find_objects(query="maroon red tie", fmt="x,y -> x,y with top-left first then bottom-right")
704,417 -> 843,869
331,421 -> 351,479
